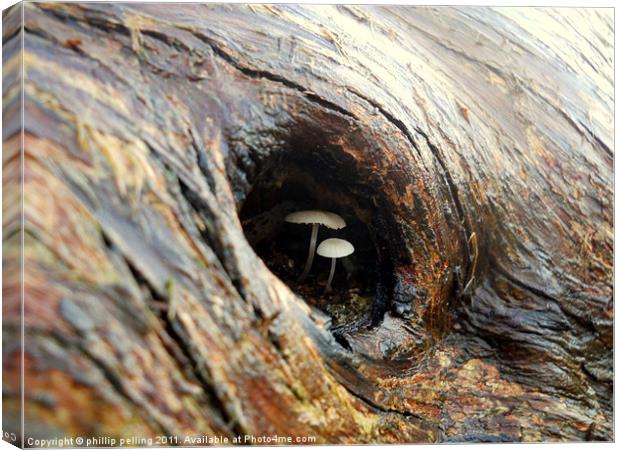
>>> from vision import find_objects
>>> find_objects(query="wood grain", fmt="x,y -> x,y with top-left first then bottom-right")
2,3 -> 612,444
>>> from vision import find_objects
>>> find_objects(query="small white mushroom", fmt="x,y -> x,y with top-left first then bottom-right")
285,210 -> 346,281
316,238 -> 355,293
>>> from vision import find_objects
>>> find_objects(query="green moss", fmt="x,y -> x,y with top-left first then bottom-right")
165,277 -> 174,299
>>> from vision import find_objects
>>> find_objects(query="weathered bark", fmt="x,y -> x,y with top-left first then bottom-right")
2,2 -> 613,444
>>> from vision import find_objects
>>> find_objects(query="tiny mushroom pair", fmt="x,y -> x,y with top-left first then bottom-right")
285,210 -> 355,292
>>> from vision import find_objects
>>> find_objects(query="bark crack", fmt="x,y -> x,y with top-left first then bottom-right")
186,30 -> 358,120
494,265 -> 598,336
20,325 -> 171,435
109,236 -> 241,437
343,86 -> 472,283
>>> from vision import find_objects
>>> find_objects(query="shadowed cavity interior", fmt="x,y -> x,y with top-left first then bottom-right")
239,151 -> 382,330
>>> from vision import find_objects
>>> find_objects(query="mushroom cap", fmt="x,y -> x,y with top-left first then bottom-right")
316,238 -> 355,258
284,210 -> 346,230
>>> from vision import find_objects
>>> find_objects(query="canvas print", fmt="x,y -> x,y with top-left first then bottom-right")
1,1 -> 613,446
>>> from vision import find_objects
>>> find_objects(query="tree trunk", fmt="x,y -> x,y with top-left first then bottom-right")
3,3 -> 613,444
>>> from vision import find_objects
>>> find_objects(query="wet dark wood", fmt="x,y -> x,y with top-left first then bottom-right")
3,3 -> 613,444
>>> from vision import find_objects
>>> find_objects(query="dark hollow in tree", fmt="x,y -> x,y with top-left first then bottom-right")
2,2 -> 613,445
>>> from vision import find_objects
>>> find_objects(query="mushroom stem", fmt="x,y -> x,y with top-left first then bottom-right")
325,258 -> 336,293
299,223 -> 319,281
